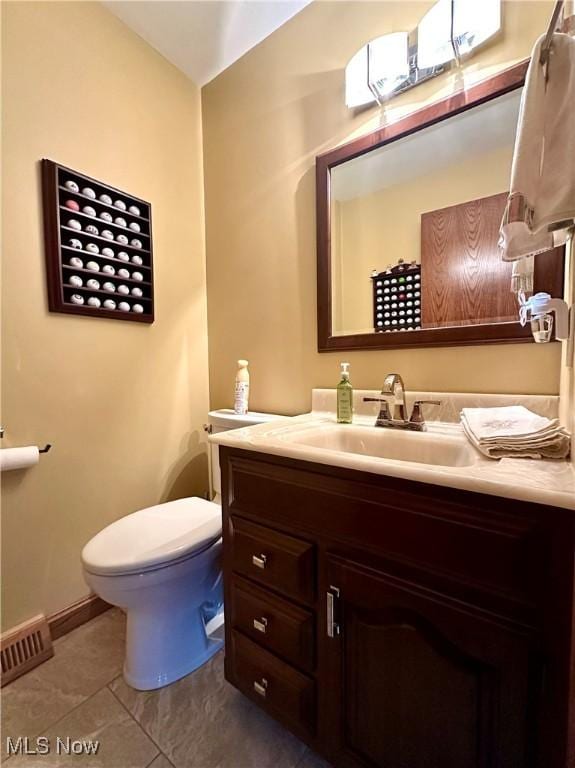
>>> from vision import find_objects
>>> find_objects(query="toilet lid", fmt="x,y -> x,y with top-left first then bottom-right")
81,497 -> 221,576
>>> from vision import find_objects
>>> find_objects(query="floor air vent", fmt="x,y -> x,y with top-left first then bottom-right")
1,615 -> 54,686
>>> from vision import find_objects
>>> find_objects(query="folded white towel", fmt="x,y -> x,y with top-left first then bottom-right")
461,406 -> 570,460
499,32 -> 575,262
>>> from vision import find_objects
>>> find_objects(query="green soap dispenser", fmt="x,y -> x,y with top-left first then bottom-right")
337,362 -> 353,424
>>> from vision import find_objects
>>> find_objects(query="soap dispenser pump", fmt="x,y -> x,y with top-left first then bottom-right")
337,362 -> 353,424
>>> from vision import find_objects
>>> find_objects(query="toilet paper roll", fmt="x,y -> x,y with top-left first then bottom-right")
0,446 -> 40,472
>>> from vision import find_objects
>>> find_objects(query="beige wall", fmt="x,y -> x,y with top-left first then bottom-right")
1,2 -> 209,630
334,146 -> 514,333
1,0 -> 565,632
203,0 -> 561,416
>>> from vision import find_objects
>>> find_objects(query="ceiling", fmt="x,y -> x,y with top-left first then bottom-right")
104,0 -> 312,87
331,88 -> 522,202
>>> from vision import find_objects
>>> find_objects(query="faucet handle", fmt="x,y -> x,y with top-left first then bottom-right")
363,397 -> 391,421
410,400 -> 441,424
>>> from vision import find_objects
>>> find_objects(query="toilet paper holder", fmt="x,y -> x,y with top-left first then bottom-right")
0,427 -> 52,454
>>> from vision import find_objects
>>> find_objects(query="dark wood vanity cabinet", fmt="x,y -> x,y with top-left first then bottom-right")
220,447 -> 575,768
324,556 -> 540,768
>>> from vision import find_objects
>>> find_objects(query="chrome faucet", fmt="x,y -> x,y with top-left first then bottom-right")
382,373 -> 408,420
363,373 -> 440,432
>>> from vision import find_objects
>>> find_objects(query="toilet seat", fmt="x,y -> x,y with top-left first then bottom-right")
81,497 -> 221,576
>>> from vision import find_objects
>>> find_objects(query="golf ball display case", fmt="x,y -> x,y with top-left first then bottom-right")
371,259 -> 421,333
42,159 -> 155,323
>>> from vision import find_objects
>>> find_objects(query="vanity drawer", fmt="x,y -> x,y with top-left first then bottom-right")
230,576 -> 315,672
229,517 -> 315,605
229,629 -> 315,738
226,454 -> 549,616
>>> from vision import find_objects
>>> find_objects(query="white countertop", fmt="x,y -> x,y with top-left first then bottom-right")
209,391 -> 575,511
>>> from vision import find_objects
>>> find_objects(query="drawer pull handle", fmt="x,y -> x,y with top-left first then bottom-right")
327,585 -> 341,638
253,678 -> 268,697
252,553 -> 267,569
253,617 -> 268,634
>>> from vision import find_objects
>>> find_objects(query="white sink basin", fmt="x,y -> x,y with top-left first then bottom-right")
275,422 -> 478,468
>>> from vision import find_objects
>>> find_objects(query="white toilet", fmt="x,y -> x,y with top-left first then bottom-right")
81,409 -> 282,691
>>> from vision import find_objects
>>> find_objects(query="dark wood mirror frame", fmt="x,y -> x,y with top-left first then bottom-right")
316,60 -> 564,352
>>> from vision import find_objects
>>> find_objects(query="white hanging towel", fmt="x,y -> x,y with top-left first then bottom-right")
499,32 -> 575,262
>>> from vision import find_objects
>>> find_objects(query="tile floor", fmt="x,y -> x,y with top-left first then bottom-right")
1,610 -> 330,768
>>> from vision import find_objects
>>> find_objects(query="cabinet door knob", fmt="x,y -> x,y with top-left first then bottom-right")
253,616 -> 268,633
252,553 -> 267,569
253,678 -> 268,697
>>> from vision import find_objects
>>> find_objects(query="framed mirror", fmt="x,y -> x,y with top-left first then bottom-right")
316,61 -> 564,352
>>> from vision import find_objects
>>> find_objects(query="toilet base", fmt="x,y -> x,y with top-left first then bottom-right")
123,633 -> 223,691
123,602 -> 224,691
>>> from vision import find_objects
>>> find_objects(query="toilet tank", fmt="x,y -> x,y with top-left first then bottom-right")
207,410 -> 284,499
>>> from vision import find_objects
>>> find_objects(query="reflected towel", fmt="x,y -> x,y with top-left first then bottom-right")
499,33 -> 575,262
511,254 -> 534,295
461,406 -> 570,460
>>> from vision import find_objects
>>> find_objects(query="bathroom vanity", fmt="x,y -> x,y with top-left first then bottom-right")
213,53 -> 575,768
214,396 -> 575,768
215,58 -> 575,766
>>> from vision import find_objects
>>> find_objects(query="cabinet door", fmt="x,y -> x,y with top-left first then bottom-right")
323,556 -> 541,768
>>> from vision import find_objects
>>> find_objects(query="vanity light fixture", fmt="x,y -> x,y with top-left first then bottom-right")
419,0 -> 501,66
417,0 -> 455,68
367,32 -> 410,100
345,46 -> 373,109
345,0 -> 501,107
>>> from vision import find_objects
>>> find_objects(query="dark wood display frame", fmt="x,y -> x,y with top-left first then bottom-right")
316,60 -> 565,352
42,159 -> 154,323
371,261 -> 422,333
